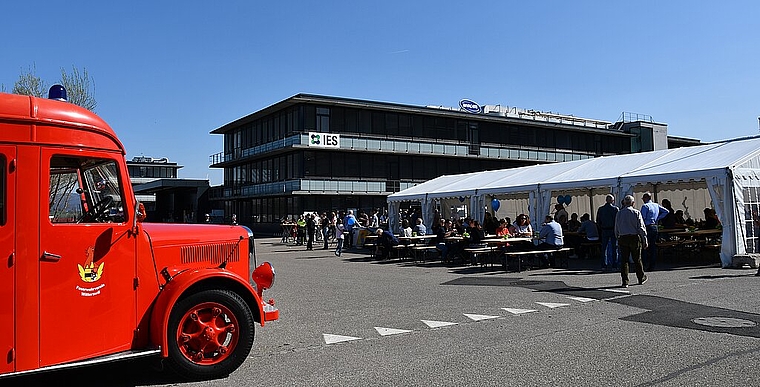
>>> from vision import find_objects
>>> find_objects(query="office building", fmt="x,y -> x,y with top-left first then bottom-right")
209,94 -> 699,233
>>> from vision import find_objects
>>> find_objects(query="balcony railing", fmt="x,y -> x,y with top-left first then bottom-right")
209,132 -> 596,168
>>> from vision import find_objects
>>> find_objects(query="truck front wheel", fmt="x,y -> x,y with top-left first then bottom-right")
166,289 -> 255,379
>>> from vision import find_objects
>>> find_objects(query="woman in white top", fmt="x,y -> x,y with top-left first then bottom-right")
401,219 -> 413,237
511,214 -> 533,237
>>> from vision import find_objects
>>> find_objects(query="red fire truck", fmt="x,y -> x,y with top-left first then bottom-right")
0,87 -> 278,380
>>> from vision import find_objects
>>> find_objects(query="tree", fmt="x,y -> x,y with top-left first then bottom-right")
60,66 -> 97,111
12,64 -> 47,98
12,64 -> 97,111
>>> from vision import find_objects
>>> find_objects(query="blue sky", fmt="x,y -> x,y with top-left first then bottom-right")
3,1 -> 759,185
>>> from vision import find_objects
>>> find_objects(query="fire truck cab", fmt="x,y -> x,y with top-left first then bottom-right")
0,88 -> 278,380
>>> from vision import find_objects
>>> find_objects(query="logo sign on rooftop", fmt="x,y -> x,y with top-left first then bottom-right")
459,99 -> 482,114
308,132 -> 340,148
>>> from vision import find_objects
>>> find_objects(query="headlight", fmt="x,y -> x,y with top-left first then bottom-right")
252,262 -> 275,291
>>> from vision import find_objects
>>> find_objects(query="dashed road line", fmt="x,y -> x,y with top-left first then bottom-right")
535,302 -> 570,309
323,296 -> 597,344
463,313 -> 501,321
421,320 -> 458,328
375,327 -> 413,336
501,308 -> 538,315
323,333 -> 362,344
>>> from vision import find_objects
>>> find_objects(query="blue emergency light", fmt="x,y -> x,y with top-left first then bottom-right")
48,85 -> 67,101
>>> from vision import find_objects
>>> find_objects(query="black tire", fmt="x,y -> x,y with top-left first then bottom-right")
166,289 -> 255,380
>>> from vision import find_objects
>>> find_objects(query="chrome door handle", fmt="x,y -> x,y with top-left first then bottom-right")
41,251 -> 62,261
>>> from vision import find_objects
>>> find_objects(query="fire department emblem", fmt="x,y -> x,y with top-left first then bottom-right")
78,246 -> 104,282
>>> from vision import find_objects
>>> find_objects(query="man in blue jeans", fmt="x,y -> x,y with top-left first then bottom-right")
640,192 -> 669,271
596,194 -> 619,271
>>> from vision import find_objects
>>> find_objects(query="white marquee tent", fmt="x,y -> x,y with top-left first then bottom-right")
387,136 -> 760,268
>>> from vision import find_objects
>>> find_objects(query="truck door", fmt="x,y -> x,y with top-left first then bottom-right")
38,151 -> 136,366
0,147 -> 15,373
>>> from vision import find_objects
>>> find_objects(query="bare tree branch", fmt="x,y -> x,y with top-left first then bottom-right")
60,66 -> 97,111
12,64 -> 47,97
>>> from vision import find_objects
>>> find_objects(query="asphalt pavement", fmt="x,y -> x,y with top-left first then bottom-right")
9,237 -> 760,386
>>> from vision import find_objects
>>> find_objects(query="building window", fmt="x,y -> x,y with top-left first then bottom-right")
316,107 -> 330,132
304,106 -> 316,131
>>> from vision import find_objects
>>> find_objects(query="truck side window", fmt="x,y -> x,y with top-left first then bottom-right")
0,155 -> 5,226
49,156 -> 125,224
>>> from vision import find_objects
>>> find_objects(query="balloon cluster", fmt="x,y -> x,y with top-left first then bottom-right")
557,195 -> 572,205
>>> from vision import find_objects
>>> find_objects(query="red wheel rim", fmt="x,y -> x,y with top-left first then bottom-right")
176,301 -> 240,365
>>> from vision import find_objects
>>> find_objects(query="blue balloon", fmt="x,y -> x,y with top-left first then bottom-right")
491,198 -> 500,211
459,196 -> 466,203
557,196 -> 565,205
564,195 -> 572,205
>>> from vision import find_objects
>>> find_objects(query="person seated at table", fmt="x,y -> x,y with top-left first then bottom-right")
659,199 -> 679,229
454,217 -> 468,235
467,220 -> 485,245
577,213 -> 599,258
439,219 -> 460,262
445,219 -> 482,263
674,210 -> 687,227
463,220 -> 486,264
375,228 -> 400,260
567,213 -> 581,232
434,218 -> 455,261
554,203 -> 569,230
483,212 -> 498,236
401,219 -> 413,237
511,214 -> 533,237
495,218 -> 511,237
537,215 -> 564,268
413,218 -> 428,236
704,208 -> 721,229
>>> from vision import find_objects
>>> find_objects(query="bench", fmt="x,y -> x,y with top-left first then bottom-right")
579,241 -> 601,259
503,247 -> 573,272
464,246 -> 498,266
410,245 -> 439,262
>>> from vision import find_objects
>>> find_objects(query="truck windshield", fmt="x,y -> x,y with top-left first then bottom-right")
49,156 -> 125,223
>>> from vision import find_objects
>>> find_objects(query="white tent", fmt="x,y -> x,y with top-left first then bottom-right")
388,136 -> 760,268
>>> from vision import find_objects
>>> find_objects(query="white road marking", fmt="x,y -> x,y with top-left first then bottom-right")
421,320 -> 459,328
566,296 -> 596,303
536,302 -> 570,309
501,307 -> 538,315
323,333 -> 362,344
375,327 -> 413,336
464,313 -> 501,321
603,288 -> 631,294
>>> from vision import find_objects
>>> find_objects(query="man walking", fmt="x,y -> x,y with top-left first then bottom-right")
640,192 -> 669,271
596,194 -> 619,271
615,195 -> 648,288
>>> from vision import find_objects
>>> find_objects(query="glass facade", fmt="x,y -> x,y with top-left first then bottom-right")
210,95 -> 638,231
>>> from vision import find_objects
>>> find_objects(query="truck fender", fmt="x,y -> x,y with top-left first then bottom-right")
148,268 -> 264,358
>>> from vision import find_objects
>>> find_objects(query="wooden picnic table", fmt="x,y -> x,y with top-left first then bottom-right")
669,229 -> 722,238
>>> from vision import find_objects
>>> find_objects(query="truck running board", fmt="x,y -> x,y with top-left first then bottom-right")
0,349 -> 161,379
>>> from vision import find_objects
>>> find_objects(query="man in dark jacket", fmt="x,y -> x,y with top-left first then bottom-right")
306,213 -> 316,250
596,194 -> 619,271
376,228 -> 400,260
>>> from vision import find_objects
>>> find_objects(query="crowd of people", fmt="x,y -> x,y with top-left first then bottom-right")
279,193 -> 720,284
280,209 -> 388,256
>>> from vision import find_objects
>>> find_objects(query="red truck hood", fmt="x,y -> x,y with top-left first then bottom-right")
140,223 -> 252,273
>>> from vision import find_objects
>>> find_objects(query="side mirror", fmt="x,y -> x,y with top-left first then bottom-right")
136,202 -> 147,222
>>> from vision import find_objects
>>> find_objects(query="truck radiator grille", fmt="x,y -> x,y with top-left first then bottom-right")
181,243 -> 241,265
